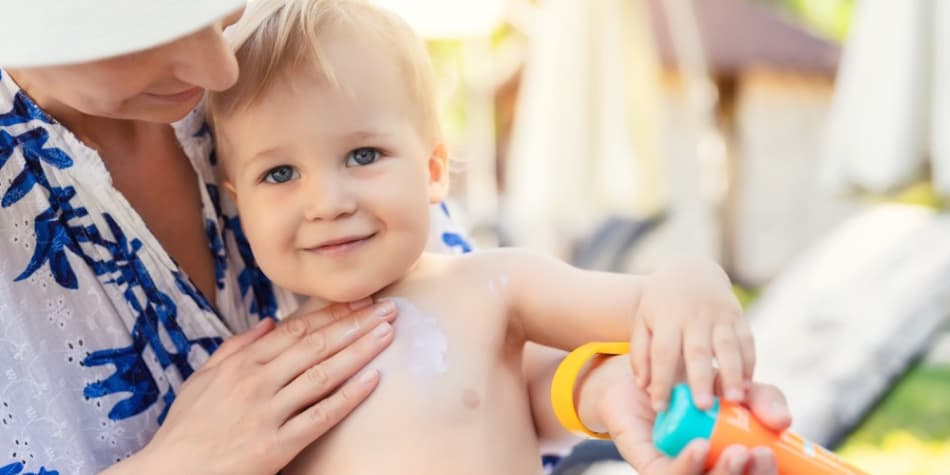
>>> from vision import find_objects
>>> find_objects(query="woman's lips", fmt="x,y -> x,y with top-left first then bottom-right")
306,234 -> 376,256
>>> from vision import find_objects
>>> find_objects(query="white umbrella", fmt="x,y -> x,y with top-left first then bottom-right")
504,0 -> 665,256
821,0 -> 950,195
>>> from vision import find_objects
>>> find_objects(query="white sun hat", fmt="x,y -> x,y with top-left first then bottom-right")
0,0 -> 246,68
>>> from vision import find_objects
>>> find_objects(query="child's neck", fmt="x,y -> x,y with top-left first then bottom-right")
302,252 -> 441,310
372,251 -> 438,299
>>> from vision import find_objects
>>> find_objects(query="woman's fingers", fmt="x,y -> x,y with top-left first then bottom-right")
272,319 -> 395,422
252,300 -> 394,363
267,303 -> 398,387
662,439 -> 711,475
746,447 -> 778,475
277,368 -> 381,456
203,317 -> 276,368
745,382 -> 792,431
706,445 -> 751,475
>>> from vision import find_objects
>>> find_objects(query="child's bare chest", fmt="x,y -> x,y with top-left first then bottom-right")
286,278 -> 543,475
364,291 -> 511,414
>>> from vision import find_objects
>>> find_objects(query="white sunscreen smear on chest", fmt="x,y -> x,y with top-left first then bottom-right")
388,297 -> 448,376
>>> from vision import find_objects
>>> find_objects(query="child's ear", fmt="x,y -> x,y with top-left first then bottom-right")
427,143 -> 450,203
221,177 -> 238,203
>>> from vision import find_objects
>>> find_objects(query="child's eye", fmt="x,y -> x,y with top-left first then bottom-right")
345,147 -> 381,167
262,165 -> 299,184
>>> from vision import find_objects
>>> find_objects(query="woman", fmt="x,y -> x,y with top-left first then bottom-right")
0,1 -> 789,474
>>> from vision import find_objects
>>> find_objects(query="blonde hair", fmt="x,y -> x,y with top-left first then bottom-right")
207,0 -> 441,141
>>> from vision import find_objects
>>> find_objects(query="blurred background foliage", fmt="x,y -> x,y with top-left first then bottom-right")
410,0 -> 949,472
759,0 -> 856,41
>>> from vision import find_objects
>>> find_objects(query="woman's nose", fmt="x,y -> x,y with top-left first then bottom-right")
171,25 -> 240,92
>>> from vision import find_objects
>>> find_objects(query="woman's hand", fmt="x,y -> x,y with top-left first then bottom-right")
108,299 -> 397,475
581,355 -> 791,475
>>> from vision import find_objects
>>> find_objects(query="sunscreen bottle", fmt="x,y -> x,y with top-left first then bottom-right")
653,384 -> 869,474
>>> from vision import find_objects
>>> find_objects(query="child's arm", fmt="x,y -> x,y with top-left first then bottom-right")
484,248 -> 752,412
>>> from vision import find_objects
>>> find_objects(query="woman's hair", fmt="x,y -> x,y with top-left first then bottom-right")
207,0 -> 441,141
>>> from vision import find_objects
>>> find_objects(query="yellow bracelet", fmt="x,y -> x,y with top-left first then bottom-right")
551,342 -> 631,439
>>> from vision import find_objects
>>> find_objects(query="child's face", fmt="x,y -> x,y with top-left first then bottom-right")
217,35 -> 448,302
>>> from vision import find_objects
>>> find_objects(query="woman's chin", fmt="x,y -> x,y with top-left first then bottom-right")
123,94 -> 204,124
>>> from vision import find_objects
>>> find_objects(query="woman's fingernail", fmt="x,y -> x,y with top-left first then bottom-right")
349,298 -> 374,310
374,300 -> 397,318
358,369 -> 379,384
728,453 -> 748,474
342,320 -> 361,339
691,440 -> 709,462
771,401 -> 790,420
652,401 -> 667,413
372,322 -> 393,338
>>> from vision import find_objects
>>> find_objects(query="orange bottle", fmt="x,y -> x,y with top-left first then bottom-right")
653,384 -> 869,474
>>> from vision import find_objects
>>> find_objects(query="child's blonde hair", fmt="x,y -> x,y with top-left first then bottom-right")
208,0 -> 441,142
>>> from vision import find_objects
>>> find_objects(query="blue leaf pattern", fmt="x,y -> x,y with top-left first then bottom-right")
0,69 -> 477,472
0,68 -> 281,471
77,214 -> 221,420
0,462 -> 59,475
205,219 -> 227,290
14,186 -> 85,288
226,216 -> 278,319
0,92 -> 53,127
1,128 -> 72,208
0,130 -> 16,169
441,232 -> 473,254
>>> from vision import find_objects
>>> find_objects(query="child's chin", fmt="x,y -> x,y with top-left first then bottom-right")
319,283 -> 384,304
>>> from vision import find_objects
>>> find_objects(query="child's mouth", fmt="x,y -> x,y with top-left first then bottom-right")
307,233 -> 377,256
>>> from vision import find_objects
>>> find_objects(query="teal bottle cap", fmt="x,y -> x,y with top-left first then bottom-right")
652,384 -> 719,457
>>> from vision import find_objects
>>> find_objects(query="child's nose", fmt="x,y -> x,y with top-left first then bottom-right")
302,176 -> 358,221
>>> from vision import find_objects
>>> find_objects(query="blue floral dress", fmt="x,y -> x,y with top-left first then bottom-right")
0,69 -> 473,475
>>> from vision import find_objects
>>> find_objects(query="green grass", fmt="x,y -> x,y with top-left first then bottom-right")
836,364 -> 950,475
734,282 -> 950,473
732,183 -> 950,472
842,364 -> 950,446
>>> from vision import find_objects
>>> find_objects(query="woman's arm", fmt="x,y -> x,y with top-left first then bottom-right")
527,348 -> 791,475
523,342 -> 581,454
101,301 -> 397,475
584,355 -> 790,475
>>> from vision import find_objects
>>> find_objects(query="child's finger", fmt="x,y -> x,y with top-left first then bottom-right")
631,317 -> 651,388
682,320 -> 715,409
735,322 -> 756,385
648,325 -> 682,413
713,322 -> 745,402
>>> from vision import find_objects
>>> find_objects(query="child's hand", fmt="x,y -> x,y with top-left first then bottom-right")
630,257 -> 754,412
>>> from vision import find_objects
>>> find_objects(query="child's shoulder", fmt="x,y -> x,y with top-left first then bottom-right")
416,248 -> 558,284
